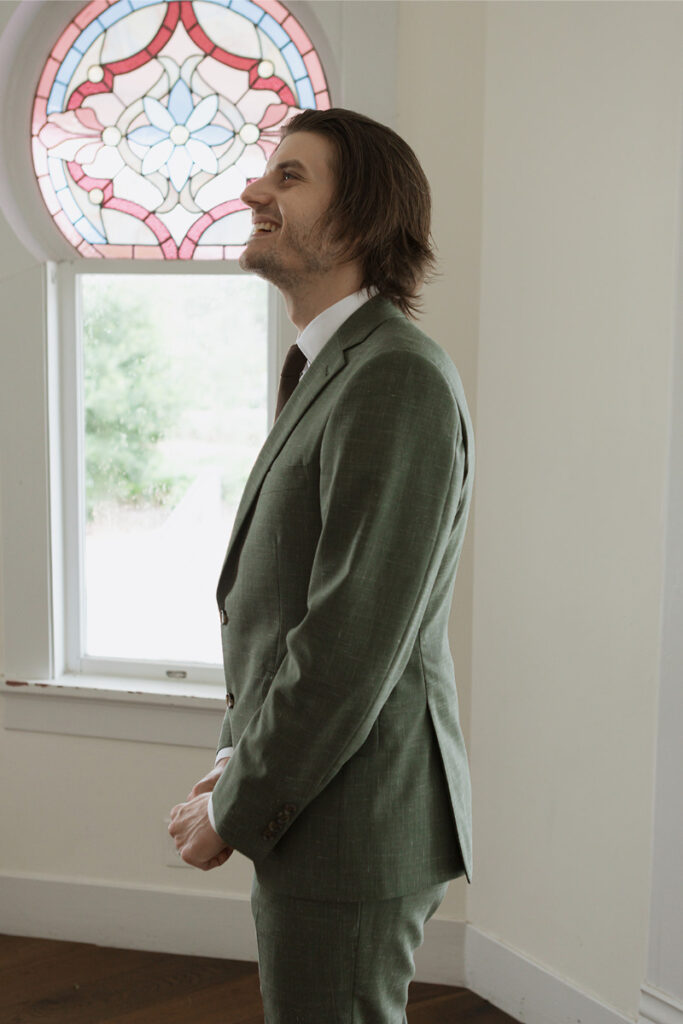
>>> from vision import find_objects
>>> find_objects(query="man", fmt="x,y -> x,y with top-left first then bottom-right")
169,108 -> 474,1023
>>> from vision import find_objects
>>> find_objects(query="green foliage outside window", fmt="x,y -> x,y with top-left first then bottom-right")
82,283 -> 186,514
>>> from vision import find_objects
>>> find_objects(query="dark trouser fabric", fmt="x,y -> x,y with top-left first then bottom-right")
251,877 -> 448,1024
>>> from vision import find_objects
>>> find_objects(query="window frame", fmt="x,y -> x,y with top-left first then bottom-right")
58,259 -> 282,688
2,261 -> 291,745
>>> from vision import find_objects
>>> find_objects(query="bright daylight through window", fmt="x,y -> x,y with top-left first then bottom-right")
79,273 -> 268,667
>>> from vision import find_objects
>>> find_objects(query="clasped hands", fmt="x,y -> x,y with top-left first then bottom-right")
168,758 -> 233,871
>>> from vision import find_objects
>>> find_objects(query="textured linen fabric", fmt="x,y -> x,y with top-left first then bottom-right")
208,291 -> 377,831
212,296 -> 475,900
251,877 -> 448,1024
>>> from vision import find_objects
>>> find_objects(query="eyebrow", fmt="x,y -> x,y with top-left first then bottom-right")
272,159 -> 307,175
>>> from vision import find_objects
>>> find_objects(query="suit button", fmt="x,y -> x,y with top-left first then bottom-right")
283,804 -> 297,815
276,811 -> 289,824
219,609 -> 228,625
226,692 -> 235,709
267,819 -> 279,832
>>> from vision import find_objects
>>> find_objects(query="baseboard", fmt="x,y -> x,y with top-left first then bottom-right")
465,925 -> 633,1024
0,870 -> 259,962
639,984 -> 683,1024
414,915 -> 466,985
0,871 -> 640,1023
0,869 -> 464,984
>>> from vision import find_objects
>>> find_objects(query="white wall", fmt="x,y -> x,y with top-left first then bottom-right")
464,2 -> 682,1019
641,51 -> 683,1015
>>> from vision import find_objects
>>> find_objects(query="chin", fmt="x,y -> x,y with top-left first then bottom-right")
239,253 -> 265,280
238,247 -> 257,273
240,249 -> 292,289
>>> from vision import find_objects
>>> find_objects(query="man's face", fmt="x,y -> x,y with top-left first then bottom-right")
238,131 -> 341,289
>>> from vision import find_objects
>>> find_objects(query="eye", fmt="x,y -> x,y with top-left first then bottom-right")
281,170 -> 296,182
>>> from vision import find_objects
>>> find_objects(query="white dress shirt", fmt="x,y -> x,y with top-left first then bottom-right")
207,289 -> 375,835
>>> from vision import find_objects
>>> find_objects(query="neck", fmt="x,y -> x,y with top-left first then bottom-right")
282,266 -> 364,332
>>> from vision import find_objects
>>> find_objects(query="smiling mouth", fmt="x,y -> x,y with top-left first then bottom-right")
250,223 -> 280,238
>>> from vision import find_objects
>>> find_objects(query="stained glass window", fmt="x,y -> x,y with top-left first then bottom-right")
31,0 -> 330,259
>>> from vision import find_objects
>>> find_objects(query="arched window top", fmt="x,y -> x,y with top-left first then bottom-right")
31,0 -> 330,260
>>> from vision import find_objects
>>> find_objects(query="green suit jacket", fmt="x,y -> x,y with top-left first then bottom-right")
211,296 -> 474,901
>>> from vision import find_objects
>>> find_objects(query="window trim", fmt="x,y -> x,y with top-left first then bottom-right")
1,674 -> 226,749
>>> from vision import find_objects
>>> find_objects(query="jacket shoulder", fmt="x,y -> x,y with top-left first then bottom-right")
345,312 -> 470,417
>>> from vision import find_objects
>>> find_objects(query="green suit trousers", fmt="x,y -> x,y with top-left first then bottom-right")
251,877 -> 448,1023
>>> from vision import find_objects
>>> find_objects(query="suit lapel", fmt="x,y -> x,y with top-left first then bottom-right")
216,297 -> 402,602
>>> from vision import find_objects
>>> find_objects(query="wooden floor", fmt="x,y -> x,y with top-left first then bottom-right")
0,934 -> 518,1023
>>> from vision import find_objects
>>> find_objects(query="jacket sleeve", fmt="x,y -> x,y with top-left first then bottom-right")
210,348 -> 464,862
215,709 -> 232,756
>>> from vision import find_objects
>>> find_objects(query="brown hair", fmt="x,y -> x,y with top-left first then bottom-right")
281,108 -> 435,318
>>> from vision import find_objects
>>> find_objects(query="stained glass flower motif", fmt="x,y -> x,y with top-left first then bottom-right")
31,0 -> 331,259
132,83 -> 233,190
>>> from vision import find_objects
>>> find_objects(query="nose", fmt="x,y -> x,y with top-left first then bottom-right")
241,176 -> 271,208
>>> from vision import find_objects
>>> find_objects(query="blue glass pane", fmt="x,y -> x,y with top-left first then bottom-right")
99,2 -> 131,30
281,42 -> 306,81
295,78 -> 314,109
76,216 -> 107,244
259,13 -> 289,49
74,20 -> 103,53
229,0 -> 263,25
46,82 -> 67,115
129,125 -> 168,145
192,125 -> 233,144
55,48 -> 83,86
168,80 -> 194,125
58,187 -> 84,223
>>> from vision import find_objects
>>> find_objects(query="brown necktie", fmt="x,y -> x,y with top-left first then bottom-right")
274,344 -> 307,421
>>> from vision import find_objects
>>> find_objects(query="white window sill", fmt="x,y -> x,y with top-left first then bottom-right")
0,675 -> 226,749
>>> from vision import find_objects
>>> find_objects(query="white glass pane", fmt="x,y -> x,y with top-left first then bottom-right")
80,273 -> 269,666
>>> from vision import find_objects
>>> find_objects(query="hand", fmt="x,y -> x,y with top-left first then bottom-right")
168,793 -> 233,871
186,757 -> 230,801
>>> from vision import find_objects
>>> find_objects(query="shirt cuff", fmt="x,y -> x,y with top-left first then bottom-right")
207,792 -> 219,834
208,750 -> 232,837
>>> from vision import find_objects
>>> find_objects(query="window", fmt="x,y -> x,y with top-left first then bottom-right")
0,0 -> 397,702
31,0 -> 330,258
24,0 -> 330,683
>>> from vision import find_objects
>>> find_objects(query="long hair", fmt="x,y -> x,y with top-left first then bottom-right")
281,108 -> 435,318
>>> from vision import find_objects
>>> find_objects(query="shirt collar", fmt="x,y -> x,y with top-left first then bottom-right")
297,290 -> 377,367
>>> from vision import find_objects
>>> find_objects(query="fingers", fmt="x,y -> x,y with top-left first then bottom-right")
187,778 -> 212,800
202,848 -> 233,871
178,845 -> 232,871
186,766 -> 223,802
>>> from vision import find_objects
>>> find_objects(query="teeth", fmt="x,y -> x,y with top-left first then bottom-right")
253,223 -> 278,233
